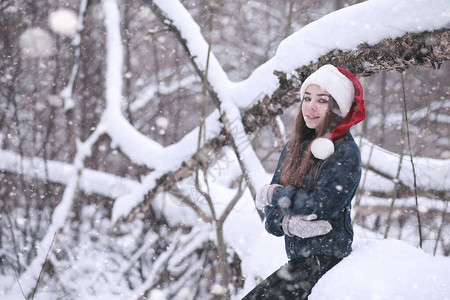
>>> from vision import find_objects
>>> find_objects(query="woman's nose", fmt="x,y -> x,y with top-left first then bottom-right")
308,102 -> 317,111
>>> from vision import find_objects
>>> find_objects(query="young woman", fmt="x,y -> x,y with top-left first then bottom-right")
243,64 -> 366,299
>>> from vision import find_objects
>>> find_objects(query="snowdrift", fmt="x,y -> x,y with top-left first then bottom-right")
238,227 -> 450,299
311,236 -> 450,300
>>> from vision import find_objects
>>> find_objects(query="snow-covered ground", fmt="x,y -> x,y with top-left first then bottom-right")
233,224 -> 450,299
311,234 -> 450,300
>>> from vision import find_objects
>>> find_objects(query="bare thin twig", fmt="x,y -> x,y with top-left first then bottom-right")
218,175 -> 246,226
14,270 -> 26,300
401,71 -> 423,248
385,102 -> 406,239
30,232 -> 57,299
353,142 -> 374,225
168,190 -> 212,223
434,200 -> 449,255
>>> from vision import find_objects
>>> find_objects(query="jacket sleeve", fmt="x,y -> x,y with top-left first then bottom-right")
264,142 -> 289,236
271,141 -> 361,220
264,205 -> 285,236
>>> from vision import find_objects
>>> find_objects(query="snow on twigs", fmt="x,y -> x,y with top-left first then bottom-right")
18,127 -> 106,296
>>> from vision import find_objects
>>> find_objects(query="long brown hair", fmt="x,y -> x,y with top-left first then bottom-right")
281,97 -> 343,187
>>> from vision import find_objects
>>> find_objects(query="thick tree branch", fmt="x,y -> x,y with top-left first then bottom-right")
123,28 -> 449,224
299,29 -> 449,77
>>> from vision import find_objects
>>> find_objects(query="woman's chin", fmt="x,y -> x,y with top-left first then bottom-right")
305,121 -> 320,129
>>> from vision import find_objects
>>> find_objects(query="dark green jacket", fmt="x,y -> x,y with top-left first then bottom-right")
265,132 -> 361,259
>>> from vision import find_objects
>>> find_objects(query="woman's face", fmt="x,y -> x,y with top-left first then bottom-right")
301,84 -> 331,129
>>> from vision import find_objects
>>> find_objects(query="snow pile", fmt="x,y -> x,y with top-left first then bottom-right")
311,236 -> 450,300
235,226 -> 450,299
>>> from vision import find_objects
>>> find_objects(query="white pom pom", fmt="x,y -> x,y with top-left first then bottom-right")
311,138 -> 335,160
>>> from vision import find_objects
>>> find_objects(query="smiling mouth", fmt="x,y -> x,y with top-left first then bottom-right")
306,115 -> 320,120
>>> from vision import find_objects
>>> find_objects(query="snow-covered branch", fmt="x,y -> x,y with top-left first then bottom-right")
0,148 -> 140,198
360,137 -> 450,193
59,0 -> 88,111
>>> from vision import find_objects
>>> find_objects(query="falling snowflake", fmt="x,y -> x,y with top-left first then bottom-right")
156,116 -> 169,129
48,9 -> 78,37
19,28 -> 54,58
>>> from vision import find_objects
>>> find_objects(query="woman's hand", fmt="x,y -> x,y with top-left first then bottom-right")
282,214 -> 332,238
256,184 -> 282,210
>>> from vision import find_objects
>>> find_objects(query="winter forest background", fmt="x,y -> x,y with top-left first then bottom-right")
0,0 -> 449,299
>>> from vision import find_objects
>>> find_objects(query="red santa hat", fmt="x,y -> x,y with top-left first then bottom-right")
299,64 -> 366,160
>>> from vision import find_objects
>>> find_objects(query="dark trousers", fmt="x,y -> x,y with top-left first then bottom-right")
242,255 -> 342,300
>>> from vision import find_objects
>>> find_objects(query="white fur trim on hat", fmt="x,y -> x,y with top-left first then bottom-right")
299,64 -> 355,118
311,138 -> 335,160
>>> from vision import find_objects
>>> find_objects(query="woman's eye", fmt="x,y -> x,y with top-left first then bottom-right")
303,97 -> 311,102
319,98 -> 329,103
